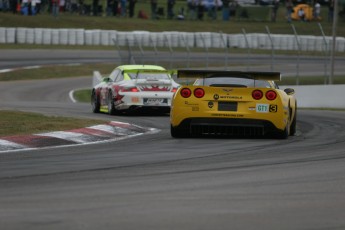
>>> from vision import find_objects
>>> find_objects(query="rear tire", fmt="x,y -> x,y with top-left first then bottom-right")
91,90 -> 100,113
107,91 -> 118,115
290,110 -> 297,136
171,125 -> 187,138
276,127 -> 289,139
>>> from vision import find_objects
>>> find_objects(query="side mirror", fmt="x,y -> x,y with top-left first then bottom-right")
284,88 -> 295,95
102,77 -> 111,83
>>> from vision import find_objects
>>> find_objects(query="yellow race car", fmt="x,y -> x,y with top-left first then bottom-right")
170,70 -> 297,139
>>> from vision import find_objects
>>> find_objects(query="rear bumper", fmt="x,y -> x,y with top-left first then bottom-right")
173,117 -> 282,137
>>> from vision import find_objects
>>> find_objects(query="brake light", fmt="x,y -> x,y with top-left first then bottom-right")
122,87 -> 139,92
252,90 -> 263,100
266,90 -> 277,100
180,88 -> 192,98
194,88 -> 205,98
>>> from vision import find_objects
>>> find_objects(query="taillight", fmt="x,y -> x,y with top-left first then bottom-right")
122,87 -> 139,92
265,90 -> 277,100
171,88 -> 178,93
180,88 -> 192,98
252,90 -> 263,100
194,88 -> 205,98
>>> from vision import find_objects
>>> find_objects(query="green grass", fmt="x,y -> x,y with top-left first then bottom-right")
0,63 -> 115,81
73,88 -> 92,102
0,110 -> 105,137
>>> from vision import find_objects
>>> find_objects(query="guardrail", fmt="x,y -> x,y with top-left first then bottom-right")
1,27 -> 345,52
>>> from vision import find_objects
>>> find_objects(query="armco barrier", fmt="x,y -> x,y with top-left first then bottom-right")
282,84 -> 345,108
0,27 -> 344,52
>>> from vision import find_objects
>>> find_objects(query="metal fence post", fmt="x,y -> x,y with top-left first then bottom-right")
220,31 -> 229,70
149,35 -> 158,65
126,37 -> 135,64
180,34 -> 191,68
134,34 -> 145,64
291,24 -> 301,85
318,22 -> 330,84
200,34 -> 209,69
265,26 -> 275,72
164,34 -> 174,69
241,28 -> 250,71
112,36 -> 123,65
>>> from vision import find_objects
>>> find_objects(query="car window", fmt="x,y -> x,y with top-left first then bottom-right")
128,73 -> 170,80
194,77 -> 272,88
116,72 -> 124,82
109,69 -> 121,82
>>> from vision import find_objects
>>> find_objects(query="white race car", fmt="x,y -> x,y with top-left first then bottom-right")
91,65 -> 180,114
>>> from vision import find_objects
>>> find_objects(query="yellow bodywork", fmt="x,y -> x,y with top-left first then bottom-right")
170,70 -> 297,137
171,86 -> 292,130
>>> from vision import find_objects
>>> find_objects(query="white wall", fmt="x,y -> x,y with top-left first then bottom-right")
282,84 -> 345,108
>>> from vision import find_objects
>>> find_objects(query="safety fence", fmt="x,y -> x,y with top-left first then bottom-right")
1,27 -> 345,52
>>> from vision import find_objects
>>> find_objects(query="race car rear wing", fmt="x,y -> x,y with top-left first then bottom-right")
177,69 -> 281,81
124,69 -> 177,78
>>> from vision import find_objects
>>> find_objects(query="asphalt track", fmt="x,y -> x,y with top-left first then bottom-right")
0,51 -> 345,230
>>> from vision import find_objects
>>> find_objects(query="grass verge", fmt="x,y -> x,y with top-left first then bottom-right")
0,63 -> 115,81
0,110 -> 105,137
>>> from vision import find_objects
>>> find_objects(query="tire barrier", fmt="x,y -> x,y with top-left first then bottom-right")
0,27 -> 344,52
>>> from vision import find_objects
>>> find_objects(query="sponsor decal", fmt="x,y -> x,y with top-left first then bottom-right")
220,95 -> 242,100
256,104 -> 278,113
256,104 -> 269,113
131,97 -> 140,103
184,101 -> 198,106
211,114 -> 244,118
214,94 -> 242,100
222,89 -> 233,93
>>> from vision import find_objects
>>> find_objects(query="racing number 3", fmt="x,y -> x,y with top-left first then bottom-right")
269,105 -> 278,113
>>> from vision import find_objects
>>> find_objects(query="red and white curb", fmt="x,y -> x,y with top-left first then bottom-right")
0,121 -> 159,153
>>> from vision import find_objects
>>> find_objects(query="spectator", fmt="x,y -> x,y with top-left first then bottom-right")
197,0 -> 204,20
285,0 -> 293,23
298,7 -> 305,21
35,0 -> 41,14
138,9 -> 148,18
187,0 -> 197,20
52,0 -> 59,17
92,0 -> 99,16
206,0 -> 216,20
128,0 -> 135,17
222,0 -> 230,21
10,0 -> 17,13
177,6 -> 185,19
229,0 -> 237,20
150,0 -> 157,19
328,0 -> 334,22
313,1 -> 321,20
106,0 -> 112,15
271,0 -> 279,22
60,0 -> 65,12
167,0 -> 175,19
113,0 -> 119,16
120,0 -> 126,16
21,0 -> 29,15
